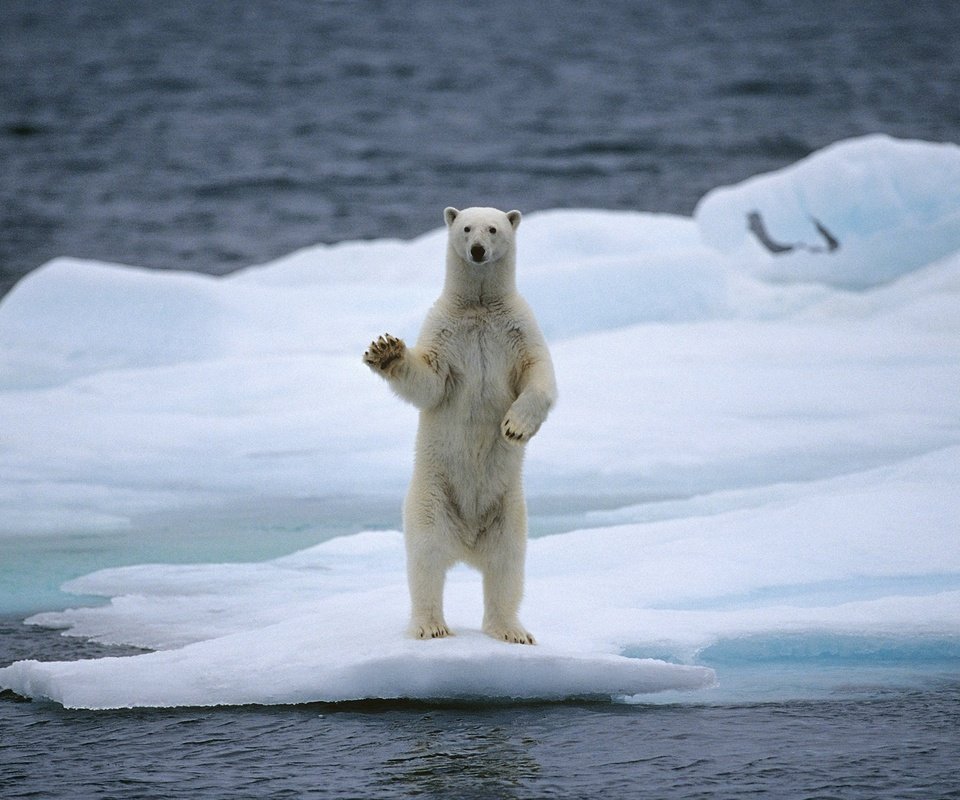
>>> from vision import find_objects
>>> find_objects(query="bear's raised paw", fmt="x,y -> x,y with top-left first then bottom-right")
364,334 -> 406,374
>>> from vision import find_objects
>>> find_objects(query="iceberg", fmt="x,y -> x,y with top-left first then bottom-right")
695,134 -> 960,288
1,135 -> 959,708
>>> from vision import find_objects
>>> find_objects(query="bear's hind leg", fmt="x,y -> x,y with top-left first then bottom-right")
481,557 -> 535,644
405,524 -> 454,639
480,497 -> 535,645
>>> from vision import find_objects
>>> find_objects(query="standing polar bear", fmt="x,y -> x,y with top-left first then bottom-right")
364,206 -> 556,644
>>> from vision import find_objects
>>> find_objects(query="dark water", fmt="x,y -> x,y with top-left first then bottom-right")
4,2 -> 960,796
3,0 -> 960,297
3,622 -> 960,799
3,693 -> 960,800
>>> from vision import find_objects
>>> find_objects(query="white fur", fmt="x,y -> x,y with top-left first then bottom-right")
364,207 -> 556,644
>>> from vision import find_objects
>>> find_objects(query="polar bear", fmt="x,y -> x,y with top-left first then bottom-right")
364,206 -> 556,644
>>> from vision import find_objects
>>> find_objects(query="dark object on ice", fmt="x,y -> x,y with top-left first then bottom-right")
747,211 -> 840,255
747,211 -> 793,253
811,217 -> 840,251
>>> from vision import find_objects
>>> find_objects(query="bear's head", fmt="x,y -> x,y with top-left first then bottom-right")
444,206 -> 521,267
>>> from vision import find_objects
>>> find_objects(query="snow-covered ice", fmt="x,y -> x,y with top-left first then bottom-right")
1,135 -> 959,708
2,534 -> 714,709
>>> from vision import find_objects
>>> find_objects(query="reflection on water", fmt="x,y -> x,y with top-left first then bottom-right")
377,711 -> 542,799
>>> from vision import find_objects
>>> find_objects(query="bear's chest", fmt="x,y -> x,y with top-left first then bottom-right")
442,313 -> 522,406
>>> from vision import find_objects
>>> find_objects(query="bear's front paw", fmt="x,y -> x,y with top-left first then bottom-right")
500,408 -> 540,444
364,334 -> 406,374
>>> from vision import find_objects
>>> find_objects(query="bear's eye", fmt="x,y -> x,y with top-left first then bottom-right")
489,227 -> 497,234
463,226 -> 471,233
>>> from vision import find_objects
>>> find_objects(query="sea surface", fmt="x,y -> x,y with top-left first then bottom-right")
2,645 -> 958,800
3,1 -> 960,797
3,0 -> 960,296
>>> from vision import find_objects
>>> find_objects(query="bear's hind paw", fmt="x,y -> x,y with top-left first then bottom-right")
411,620 -> 453,640
484,623 -> 536,645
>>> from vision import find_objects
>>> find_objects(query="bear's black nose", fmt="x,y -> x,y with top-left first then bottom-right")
470,244 -> 486,262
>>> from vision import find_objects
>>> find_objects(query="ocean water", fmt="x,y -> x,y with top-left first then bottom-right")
3,614 -> 959,798
4,1 -> 960,797
3,620 -> 959,799
3,0 -> 959,296
3,669 -> 958,800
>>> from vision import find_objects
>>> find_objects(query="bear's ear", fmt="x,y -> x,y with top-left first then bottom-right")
507,210 -> 521,230
444,207 -> 460,227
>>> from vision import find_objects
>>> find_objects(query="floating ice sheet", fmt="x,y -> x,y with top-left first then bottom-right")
0,629 -> 714,710
1,135 -> 959,707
